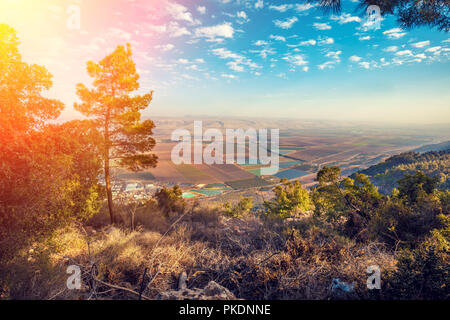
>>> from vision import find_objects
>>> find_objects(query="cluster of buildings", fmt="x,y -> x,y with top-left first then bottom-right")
109,180 -> 199,202
110,181 -> 161,200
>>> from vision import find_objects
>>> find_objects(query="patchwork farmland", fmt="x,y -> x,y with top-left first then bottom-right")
114,118 -> 445,194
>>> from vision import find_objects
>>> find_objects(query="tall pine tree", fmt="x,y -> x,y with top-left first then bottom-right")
75,44 -> 158,224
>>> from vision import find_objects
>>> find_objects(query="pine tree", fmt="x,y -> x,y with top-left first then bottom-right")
75,44 -> 158,224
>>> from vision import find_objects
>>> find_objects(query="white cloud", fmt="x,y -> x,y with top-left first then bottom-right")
236,11 -> 250,23
267,3 -> 316,12
359,36 -> 371,41
396,50 -> 413,56
384,27 -> 403,33
349,55 -> 362,62
299,39 -> 316,46
269,4 -> 292,12
155,43 -> 175,52
415,53 -> 426,59
108,27 -> 132,40
274,17 -> 298,29
237,11 -> 248,19
384,46 -> 398,52
359,61 -> 370,69
326,50 -> 342,60
318,61 -> 335,70
392,58 -> 404,65
167,2 -> 200,25
195,58 -> 205,63
197,6 -> 206,15
211,48 -> 259,72
212,48 -> 242,60
186,64 -> 199,71
250,48 -> 276,59
221,73 -> 236,79
227,61 -> 244,72
331,13 -> 361,24
181,74 -> 199,81
313,22 -> 331,30
168,22 -> 191,37
295,3 -> 316,12
426,46 -> 442,52
411,40 -> 430,48
254,40 -> 269,46
177,58 -> 189,64
269,35 -> 286,42
426,46 -> 442,54
388,33 -> 406,40
317,51 -> 342,70
194,23 -> 234,41
255,0 -> 264,9
380,58 -> 389,66
318,37 -> 334,45
283,54 -> 308,66
383,28 -> 406,39
302,66 -> 309,72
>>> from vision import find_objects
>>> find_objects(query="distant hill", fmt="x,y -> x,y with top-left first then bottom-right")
351,150 -> 449,194
412,140 -> 450,153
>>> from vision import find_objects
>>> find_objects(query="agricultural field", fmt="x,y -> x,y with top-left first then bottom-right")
274,169 -> 310,180
113,118 -> 449,191
225,177 -> 272,190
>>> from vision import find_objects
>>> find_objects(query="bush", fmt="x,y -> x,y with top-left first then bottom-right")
264,179 -> 311,219
224,197 -> 253,218
385,246 -> 449,299
155,186 -> 185,216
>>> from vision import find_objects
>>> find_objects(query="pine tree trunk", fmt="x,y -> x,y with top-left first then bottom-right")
105,154 -> 115,224
104,108 -> 114,224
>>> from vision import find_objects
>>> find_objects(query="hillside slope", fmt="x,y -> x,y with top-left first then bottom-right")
351,150 -> 449,194
413,140 -> 450,153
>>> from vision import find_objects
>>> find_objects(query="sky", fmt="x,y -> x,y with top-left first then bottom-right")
1,0 -> 449,124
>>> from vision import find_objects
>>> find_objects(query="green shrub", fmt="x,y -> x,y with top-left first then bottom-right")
264,179 -> 311,219
224,197 -> 253,218
155,186 -> 185,216
385,246 -> 449,299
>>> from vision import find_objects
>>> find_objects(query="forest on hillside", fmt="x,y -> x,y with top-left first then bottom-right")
353,150 -> 449,194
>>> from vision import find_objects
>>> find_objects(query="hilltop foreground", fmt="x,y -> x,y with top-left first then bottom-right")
1,163 -> 448,300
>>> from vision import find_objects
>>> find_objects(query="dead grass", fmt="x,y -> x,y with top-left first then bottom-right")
1,202 -> 397,300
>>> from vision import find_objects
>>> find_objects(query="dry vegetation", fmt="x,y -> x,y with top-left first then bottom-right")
1,201 -> 397,300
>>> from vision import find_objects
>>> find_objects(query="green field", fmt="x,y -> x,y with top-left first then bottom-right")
225,177 -> 272,190
182,192 -> 197,199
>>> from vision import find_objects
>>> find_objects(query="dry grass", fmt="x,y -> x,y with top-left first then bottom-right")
1,202 -> 397,300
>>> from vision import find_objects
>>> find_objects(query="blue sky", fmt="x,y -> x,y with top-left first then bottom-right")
134,0 -> 450,124
2,0 -> 449,124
